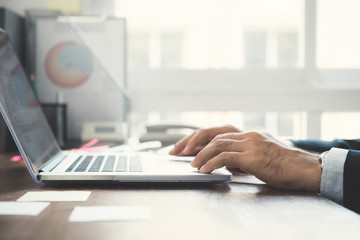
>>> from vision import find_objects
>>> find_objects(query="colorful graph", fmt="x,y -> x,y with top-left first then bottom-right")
45,41 -> 93,88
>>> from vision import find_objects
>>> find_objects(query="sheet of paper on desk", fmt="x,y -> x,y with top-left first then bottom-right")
68,206 -> 151,222
17,191 -> 91,202
0,202 -> 49,216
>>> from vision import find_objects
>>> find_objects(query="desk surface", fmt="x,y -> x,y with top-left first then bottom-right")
0,153 -> 359,240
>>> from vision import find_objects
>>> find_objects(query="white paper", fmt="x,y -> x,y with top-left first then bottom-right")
68,206 -> 151,222
0,202 -> 49,216
17,191 -> 91,202
166,155 -> 195,162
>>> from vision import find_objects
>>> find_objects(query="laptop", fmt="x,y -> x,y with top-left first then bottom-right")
0,29 -> 232,184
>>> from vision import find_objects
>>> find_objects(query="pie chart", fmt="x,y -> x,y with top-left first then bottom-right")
45,41 -> 93,88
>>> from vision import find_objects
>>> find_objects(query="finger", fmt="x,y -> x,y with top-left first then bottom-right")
180,129 -> 213,155
194,146 -> 206,153
199,152 -> 244,173
208,132 -> 248,145
169,132 -> 196,155
179,146 -> 206,156
191,139 -> 247,168
183,127 -> 242,155
171,127 -> 245,156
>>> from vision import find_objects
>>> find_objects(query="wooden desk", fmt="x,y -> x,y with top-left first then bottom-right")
0,153 -> 359,240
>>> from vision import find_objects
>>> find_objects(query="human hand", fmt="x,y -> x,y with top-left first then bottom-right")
191,129 -> 322,192
169,125 -> 241,156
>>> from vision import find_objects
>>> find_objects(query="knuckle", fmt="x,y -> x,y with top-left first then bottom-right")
213,134 -> 222,141
249,131 -> 260,138
213,132 -> 230,141
213,139 -> 230,149
246,130 -> 264,140
218,151 -> 233,161
244,137 -> 257,148
213,139 -> 223,145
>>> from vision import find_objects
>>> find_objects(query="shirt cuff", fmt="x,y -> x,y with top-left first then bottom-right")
320,147 -> 348,205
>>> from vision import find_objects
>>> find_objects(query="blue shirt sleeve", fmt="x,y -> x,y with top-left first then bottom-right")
291,139 -> 360,153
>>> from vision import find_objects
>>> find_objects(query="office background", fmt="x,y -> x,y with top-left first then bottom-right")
0,2 -> 360,239
1,0 -> 360,142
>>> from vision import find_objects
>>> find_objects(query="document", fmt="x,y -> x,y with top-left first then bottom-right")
0,202 -> 49,216
17,191 -> 91,202
68,206 -> 151,222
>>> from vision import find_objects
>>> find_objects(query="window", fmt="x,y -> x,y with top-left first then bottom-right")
278,32 -> 298,67
317,0 -> 360,69
115,0 -> 303,69
129,111 -> 306,139
321,112 -> 360,140
179,111 -> 305,138
160,32 -> 183,68
244,32 -> 267,67
83,0 -> 360,141
128,33 -> 150,68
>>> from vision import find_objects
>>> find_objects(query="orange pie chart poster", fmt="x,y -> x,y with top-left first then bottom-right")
45,41 -> 93,88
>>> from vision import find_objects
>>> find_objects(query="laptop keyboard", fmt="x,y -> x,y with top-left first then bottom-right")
74,156 -> 93,172
102,155 -> 115,172
65,156 -> 82,172
65,155 -> 143,173
88,156 -> 104,172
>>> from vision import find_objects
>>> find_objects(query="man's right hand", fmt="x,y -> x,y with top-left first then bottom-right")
169,124 -> 241,156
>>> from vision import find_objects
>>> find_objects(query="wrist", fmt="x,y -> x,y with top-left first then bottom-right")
270,148 -> 322,192
302,151 -> 322,192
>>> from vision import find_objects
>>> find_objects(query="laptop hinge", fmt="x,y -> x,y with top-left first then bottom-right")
39,152 -> 67,173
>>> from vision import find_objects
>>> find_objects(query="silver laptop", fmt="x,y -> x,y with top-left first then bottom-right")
0,29 -> 232,184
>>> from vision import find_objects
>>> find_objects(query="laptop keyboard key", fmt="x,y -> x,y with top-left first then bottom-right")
102,155 -> 116,172
88,156 -> 104,172
75,156 -> 93,172
115,156 -> 127,172
129,156 -> 142,172
65,156 -> 83,172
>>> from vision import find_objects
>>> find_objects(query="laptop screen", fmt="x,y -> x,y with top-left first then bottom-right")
0,29 -> 61,173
